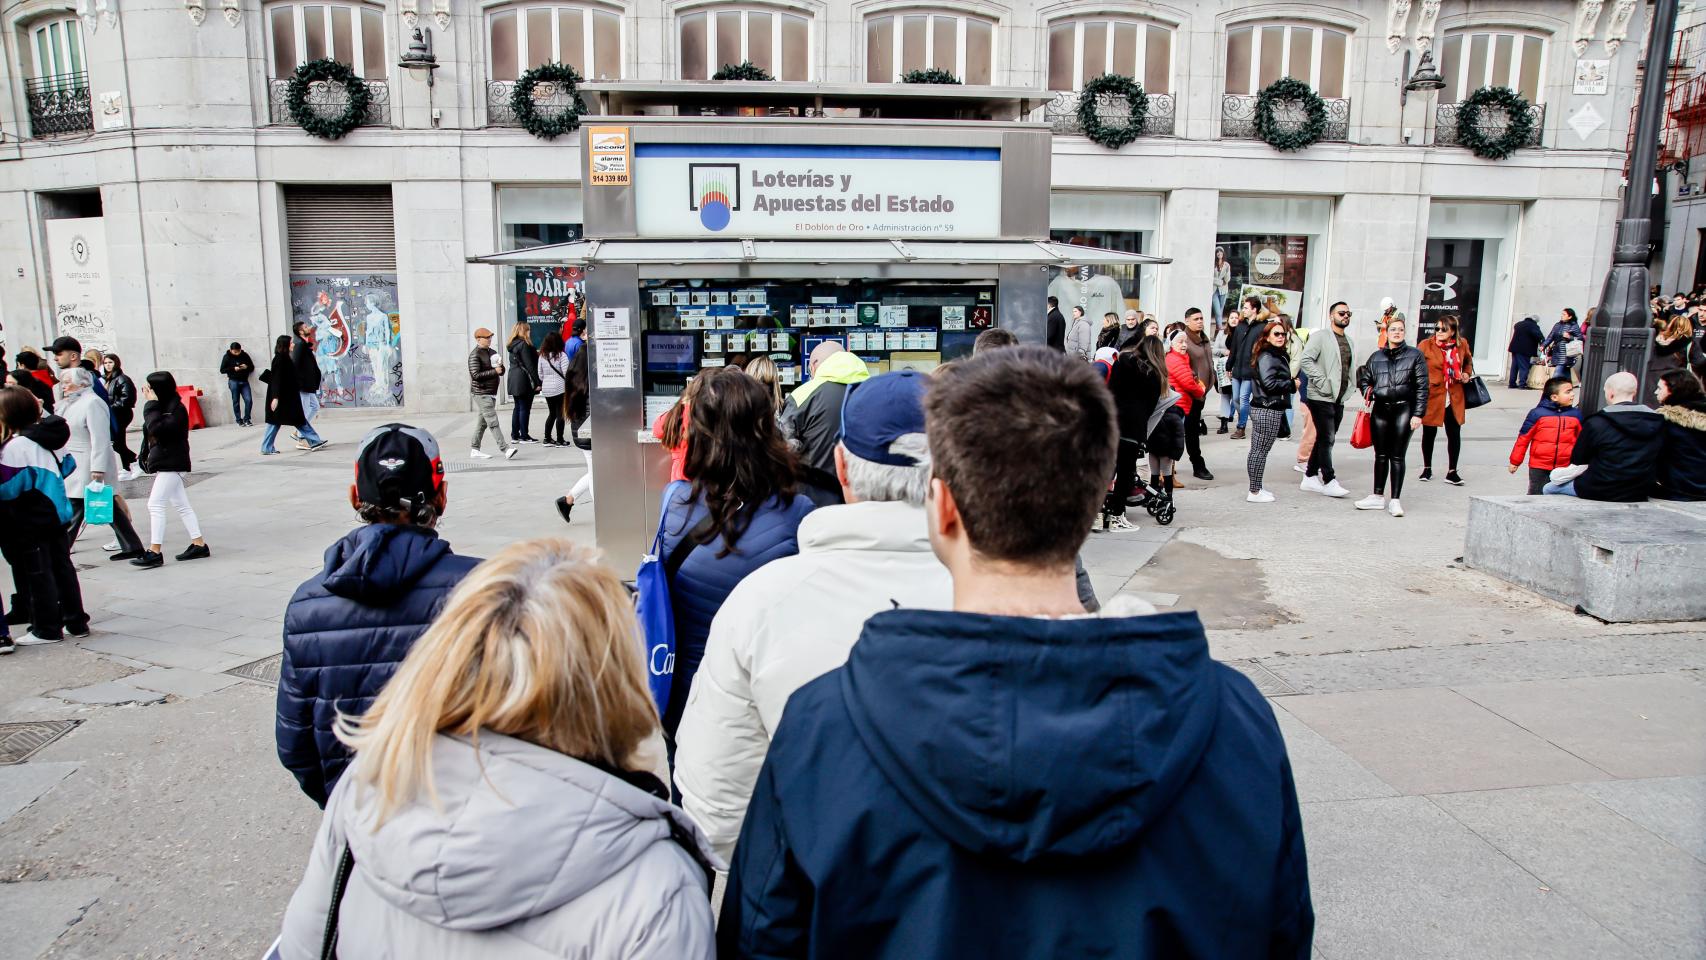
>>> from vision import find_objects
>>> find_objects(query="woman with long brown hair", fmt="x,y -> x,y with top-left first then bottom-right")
655,367 -> 814,742
1244,321 -> 1297,503
1418,314 -> 1475,485
278,539 -> 716,958
505,321 -> 541,444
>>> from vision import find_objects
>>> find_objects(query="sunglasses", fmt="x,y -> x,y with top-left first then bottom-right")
1334,310 -> 1352,318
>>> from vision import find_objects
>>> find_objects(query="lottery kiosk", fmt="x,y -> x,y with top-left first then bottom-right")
470,117 -> 1166,566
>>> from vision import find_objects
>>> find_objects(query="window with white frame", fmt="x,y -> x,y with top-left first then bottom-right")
28,16 -> 84,80
1437,31 -> 1545,103
864,10 -> 993,84
678,6 -> 810,81
1224,22 -> 1349,98
1045,17 -> 1171,94
489,5 -> 622,81
266,2 -> 386,80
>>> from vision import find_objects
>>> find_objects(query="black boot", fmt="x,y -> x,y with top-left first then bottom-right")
1192,461 -> 1214,481
1216,418 -> 1229,435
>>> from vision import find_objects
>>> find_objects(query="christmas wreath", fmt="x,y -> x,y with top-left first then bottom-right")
1076,74 -> 1149,149
1456,86 -> 1537,160
511,62 -> 587,140
713,60 -> 773,81
901,68 -> 960,84
1254,76 -> 1328,152
285,59 -> 371,140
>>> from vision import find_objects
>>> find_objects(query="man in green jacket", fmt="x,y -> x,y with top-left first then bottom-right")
1297,301 -> 1355,498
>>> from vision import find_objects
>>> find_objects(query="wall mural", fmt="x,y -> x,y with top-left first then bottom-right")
288,274 -> 403,407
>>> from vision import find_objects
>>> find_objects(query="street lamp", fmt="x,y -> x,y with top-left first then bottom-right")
1580,0 -> 1679,414
1404,49 -> 1446,98
399,27 -> 439,88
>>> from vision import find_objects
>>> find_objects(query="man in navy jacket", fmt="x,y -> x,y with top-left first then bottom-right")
719,346 -> 1313,959
275,424 -> 481,806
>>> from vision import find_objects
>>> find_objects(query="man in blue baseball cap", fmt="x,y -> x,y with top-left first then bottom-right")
675,369 -> 953,863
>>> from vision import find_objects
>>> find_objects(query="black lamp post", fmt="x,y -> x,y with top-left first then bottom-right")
1580,0 -> 1679,414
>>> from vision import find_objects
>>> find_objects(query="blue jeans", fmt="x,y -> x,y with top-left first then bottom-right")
1509,354 -> 1532,388
1542,478 -> 1577,496
1210,289 -> 1227,326
297,391 -> 323,444
1232,378 -> 1254,429
260,423 -> 281,454
227,380 -> 252,422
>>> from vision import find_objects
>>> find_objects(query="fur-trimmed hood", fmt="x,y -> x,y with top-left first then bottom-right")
1660,402 -> 1706,432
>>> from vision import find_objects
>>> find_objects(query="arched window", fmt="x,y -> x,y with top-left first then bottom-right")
265,2 -> 386,79
1437,30 -> 1545,103
1045,16 -> 1171,94
678,5 -> 811,81
27,15 -> 84,81
1224,22 -> 1349,98
864,9 -> 993,84
489,4 -> 622,81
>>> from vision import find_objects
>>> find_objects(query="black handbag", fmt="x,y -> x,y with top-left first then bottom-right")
1463,375 -> 1492,409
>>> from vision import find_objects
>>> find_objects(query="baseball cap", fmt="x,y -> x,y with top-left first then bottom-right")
355,424 -> 445,510
840,370 -> 929,466
49,336 -> 81,355
473,327 -> 495,339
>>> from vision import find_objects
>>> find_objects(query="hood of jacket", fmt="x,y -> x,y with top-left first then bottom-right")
840,607 -> 1218,864
339,732 -> 713,932
1538,396 -> 1571,415
790,350 -> 870,405
319,524 -> 455,606
1660,400 -> 1706,432
797,499 -> 930,555
21,415 -> 70,452
1597,402 -> 1664,440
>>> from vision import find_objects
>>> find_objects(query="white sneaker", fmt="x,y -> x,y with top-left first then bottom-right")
1104,514 -> 1137,531
101,541 -> 120,552
1246,489 -> 1275,503
1321,480 -> 1351,498
1293,462 -> 1307,473
1387,499 -> 1405,518
469,448 -> 493,460
1355,494 -> 1387,510
503,447 -> 518,460
1300,475 -> 1325,493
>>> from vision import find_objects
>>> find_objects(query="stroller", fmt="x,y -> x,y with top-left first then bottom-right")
1099,438 -> 1176,530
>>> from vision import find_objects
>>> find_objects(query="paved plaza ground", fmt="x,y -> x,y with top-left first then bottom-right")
0,384 -> 1700,959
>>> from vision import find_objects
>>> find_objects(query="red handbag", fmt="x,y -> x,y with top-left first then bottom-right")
1349,409 -> 1373,449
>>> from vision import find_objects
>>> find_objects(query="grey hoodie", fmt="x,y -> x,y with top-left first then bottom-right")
280,732 -> 716,959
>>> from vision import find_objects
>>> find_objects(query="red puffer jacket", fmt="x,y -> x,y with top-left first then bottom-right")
1166,350 -> 1205,417
1510,398 -> 1583,470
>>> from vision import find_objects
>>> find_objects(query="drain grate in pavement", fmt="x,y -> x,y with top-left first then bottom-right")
226,654 -> 283,686
1226,660 -> 1300,697
0,719 -> 83,764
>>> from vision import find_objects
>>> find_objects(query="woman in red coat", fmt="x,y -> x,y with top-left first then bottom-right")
1162,331 -> 1206,491
1417,314 -> 1475,485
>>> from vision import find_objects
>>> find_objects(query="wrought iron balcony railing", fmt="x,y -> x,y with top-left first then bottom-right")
25,72 -> 93,138
486,79 -> 587,126
267,77 -> 390,128
1220,93 -> 1350,143
1041,90 -> 1175,139
1435,101 -> 1545,149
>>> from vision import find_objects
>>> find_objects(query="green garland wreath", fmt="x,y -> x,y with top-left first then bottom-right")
285,59 -> 371,140
1254,77 -> 1328,152
511,62 -> 586,140
901,68 -> 960,84
713,61 -> 773,81
1456,86 -> 1537,160
1076,74 -> 1149,149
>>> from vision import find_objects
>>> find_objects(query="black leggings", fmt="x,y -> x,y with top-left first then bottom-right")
1421,415 -> 1462,472
112,407 -> 136,470
542,393 -> 566,443
1371,401 -> 1416,499
1108,436 -> 1142,513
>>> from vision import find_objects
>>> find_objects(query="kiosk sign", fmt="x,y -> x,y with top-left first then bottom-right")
588,126 -> 632,186
634,143 -> 1001,238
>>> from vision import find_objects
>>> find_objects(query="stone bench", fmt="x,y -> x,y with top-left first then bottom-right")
1464,496 -> 1706,623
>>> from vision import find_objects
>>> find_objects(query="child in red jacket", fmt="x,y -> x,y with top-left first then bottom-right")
1510,376 -> 1583,494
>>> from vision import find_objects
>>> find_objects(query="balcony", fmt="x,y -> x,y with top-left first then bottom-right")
25,72 -> 92,138
1436,101 -> 1545,149
1220,93 -> 1350,143
487,79 -> 586,126
268,78 -> 390,128
1043,91 -> 1175,139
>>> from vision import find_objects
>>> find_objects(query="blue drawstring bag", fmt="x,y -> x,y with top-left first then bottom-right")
84,480 -> 114,525
633,481 -> 711,715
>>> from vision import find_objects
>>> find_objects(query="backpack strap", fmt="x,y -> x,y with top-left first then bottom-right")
664,512 -> 716,580
319,845 -> 355,960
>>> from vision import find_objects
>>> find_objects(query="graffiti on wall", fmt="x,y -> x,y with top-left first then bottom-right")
289,274 -> 403,408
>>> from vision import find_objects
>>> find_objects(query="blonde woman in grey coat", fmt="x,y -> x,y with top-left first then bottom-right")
278,539 -> 716,959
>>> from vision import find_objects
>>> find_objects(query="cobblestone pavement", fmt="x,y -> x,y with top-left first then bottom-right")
0,388 -> 1701,959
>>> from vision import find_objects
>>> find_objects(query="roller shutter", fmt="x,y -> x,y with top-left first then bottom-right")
284,186 -> 396,272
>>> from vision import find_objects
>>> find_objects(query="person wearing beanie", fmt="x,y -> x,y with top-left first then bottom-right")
276,423 -> 483,807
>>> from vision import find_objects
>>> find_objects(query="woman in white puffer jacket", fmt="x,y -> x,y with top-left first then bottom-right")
278,539 -> 717,960
55,367 -> 145,554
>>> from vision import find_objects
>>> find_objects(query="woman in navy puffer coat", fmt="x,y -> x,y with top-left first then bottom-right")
277,495 -> 482,807
658,367 -> 813,740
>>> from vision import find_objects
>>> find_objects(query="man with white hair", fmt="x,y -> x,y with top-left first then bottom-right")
675,369 -> 952,862
1544,371 -> 1663,500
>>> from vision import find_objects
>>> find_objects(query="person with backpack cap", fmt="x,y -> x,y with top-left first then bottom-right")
277,423 -> 483,807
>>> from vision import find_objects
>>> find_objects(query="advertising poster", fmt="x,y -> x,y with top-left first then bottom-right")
1420,238 -> 1485,344
288,274 -> 403,408
517,265 -> 584,345
1219,234 -> 1309,320
45,217 -> 117,353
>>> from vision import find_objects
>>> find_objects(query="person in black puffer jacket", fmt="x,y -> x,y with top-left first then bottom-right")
1105,338 -> 1163,527
1244,321 -> 1297,502
506,322 -> 542,444
102,353 -> 139,474
1355,317 -> 1429,517
131,372 -> 210,568
1653,370 -> 1706,501
277,424 -> 482,806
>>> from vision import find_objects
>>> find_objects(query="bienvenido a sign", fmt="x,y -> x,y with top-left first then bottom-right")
633,144 -> 1002,238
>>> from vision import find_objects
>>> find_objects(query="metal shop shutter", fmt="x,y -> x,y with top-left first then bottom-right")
284,186 -> 397,272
